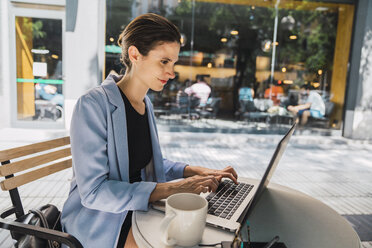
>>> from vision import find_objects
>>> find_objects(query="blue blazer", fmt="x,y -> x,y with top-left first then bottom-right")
61,74 -> 187,247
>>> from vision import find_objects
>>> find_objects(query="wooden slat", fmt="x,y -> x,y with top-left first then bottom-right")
0,147 -> 71,177
0,136 -> 70,162
0,159 -> 72,191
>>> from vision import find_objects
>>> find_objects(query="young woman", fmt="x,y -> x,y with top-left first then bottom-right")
61,13 -> 238,248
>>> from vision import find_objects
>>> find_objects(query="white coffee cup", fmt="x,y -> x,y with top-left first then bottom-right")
160,193 -> 208,247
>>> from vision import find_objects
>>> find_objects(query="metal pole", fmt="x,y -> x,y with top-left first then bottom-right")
188,0 -> 195,119
190,0 -> 195,71
269,0 -> 280,98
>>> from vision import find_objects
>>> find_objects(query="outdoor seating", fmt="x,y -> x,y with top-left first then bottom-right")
171,94 -> 189,114
235,100 -> 255,120
196,97 -> 221,119
236,99 -> 297,125
153,107 -> 170,117
0,137 -> 82,248
34,100 -> 63,121
266,106 -> 296,125
307,101 -> 335,128
34,86 -> 62,121
169,93 -> 201,119
240,100 -> 256,113
242,111 -> 270,123
236,100 -> 270,123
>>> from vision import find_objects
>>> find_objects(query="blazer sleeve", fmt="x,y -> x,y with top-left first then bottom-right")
163,158 -> 187,181
70,89 -> 156,214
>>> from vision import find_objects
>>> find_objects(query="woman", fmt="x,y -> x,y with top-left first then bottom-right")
61,13 -> 238,248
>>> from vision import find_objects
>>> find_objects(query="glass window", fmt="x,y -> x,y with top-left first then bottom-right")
15,16 -> 63,122
105,0 -> 354,129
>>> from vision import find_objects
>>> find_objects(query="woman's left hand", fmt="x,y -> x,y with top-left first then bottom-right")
184,165 -> 238,184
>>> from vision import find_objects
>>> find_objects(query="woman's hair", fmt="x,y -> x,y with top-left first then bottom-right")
117,13 -> 181,71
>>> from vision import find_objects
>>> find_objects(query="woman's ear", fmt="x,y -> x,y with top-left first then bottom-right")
128,45 -> 141,64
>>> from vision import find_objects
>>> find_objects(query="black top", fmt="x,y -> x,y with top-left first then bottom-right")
117,86 -> 153,247
118,86 -> 153,183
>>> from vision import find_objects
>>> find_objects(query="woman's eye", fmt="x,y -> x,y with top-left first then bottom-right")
161,60 -> 168,65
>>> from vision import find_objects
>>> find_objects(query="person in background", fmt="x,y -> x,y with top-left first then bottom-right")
35,83 -> 64,106
162,71 -> 180,101
264,80 -> 284,105
61,13 -> 238,248
287,84 -> 325,126
184,75 -> 211,107
237,80 -> 255,114
239,80 -> 255,101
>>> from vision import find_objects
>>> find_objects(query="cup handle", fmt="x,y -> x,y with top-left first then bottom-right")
159,210 -> 177,246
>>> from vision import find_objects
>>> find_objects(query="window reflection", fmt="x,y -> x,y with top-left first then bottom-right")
15,17 -> 63,122
105,0 -> 354,129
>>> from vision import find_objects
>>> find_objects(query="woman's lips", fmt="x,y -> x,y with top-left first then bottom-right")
159,79 -> 167,84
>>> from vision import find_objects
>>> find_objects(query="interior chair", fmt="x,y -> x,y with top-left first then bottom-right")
197,97 -> 221,119
308,101 -> 335,128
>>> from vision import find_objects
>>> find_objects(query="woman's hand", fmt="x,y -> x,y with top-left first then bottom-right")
184,165 -> 238,184
149,175 -> 219,202
172,175 -> 219,194
149,165 -> 238,203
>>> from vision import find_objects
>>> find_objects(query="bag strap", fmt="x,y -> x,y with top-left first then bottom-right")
29,208 -> 54,248
39,204 -> 62,230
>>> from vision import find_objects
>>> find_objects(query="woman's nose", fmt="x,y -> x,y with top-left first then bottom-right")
167,68 -> 175,79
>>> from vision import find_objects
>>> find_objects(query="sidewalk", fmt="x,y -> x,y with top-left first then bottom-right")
1,126 -> 372,247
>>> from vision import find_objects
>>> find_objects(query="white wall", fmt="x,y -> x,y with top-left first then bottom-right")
0,0 -> 105,130
350,27 -> 372,139
0,0 -> 11,129
345,0 -> 372,140
64,0 -> 105,129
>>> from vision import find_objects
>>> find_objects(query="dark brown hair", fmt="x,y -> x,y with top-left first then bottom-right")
117,13 -> 181,71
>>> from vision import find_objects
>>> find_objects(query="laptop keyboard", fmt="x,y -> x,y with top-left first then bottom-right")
206,180 -> 254,220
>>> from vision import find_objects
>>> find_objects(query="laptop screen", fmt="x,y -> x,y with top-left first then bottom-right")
237,122 -> 297,224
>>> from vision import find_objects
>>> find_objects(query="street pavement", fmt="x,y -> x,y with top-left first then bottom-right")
0,125 -> 372,247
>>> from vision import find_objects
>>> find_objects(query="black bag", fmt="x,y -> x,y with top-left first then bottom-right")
11,204 -> 62,248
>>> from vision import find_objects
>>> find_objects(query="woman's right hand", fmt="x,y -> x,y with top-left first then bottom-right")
149,175 -> 219,202
171,175 -> 219,194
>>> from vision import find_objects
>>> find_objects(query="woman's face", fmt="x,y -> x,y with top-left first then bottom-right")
135,41 -> 180,92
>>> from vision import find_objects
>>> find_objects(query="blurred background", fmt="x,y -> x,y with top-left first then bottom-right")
0,0 -> 371,139
0,1 -> 372,247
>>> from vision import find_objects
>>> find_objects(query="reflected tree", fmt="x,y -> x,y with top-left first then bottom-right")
106,0 -> 135,45
105,1 -> 338,113
167,2 -> 275,111
165,2 -> 337,111
277,8 -> 337,86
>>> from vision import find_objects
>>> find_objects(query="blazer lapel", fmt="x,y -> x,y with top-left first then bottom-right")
145,97 -> 166,182
102,75 -> 130,182
102,75 -> 165,183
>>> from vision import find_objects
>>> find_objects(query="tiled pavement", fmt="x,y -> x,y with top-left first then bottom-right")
1,126 -> 372,247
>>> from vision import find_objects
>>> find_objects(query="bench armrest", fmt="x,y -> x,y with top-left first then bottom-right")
0,207 -> 17,219
0,217 -> 83,248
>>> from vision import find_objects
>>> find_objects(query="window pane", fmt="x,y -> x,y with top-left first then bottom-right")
105,0 -> 354,129
15,17 -> 63,122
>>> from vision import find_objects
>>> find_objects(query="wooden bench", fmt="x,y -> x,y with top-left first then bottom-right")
0,137 -> 82,248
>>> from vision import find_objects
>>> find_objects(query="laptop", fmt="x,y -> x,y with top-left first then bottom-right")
152,123 -> 297,232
